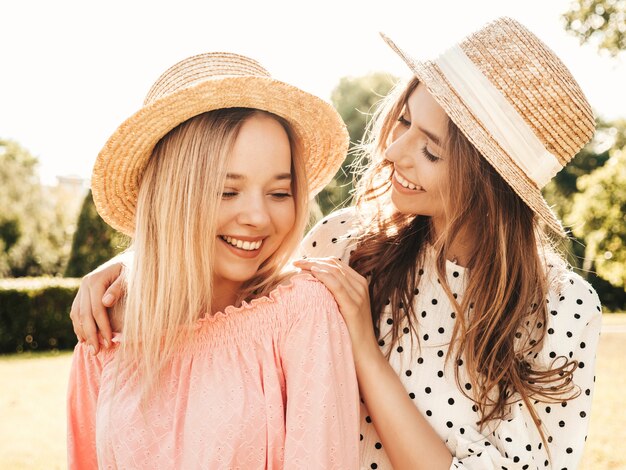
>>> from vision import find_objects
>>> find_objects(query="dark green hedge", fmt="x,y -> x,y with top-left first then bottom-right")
0,277 -> 80,353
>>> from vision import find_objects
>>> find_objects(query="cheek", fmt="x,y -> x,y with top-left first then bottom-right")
417,159 -> 448,193
215,202 -> 237,231
273,201 -> 296,235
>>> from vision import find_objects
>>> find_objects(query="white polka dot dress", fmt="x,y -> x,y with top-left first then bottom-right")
300,207 -> 602,470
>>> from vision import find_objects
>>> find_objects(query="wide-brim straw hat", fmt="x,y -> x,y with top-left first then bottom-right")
382,17 -> 595,236
92,52 -> 349,236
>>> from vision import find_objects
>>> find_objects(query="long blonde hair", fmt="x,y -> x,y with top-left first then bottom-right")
350,78 -> 578,448
118,108 -> 308,397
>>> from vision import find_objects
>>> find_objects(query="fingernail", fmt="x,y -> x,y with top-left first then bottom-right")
88,344 -> 95,355
102,294 -> 113,305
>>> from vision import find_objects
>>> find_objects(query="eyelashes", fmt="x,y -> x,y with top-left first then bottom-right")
221,192 -> 293,200
421,147 -> 441,163
396,112 -> 443,163
398,115 -> 411,126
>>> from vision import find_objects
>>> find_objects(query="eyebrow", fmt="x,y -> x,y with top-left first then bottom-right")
418,127 -> 443,147
226,172 -> 292,181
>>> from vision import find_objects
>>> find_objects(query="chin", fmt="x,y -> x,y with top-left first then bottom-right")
392,196 -> 438,218
390,192 -> 419,216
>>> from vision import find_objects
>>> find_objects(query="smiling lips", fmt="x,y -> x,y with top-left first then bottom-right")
394,170 -> 425,192
220,235 -> 263,252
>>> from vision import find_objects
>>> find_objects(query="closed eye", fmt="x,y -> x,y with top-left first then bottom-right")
421,147 -> 441,163
270,192 -> 292,200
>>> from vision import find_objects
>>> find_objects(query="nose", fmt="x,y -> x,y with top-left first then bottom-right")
384,126 -> 416,168
236,193 -> 271,228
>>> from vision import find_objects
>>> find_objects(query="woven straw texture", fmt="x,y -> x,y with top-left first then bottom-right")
382,17 -> 595,236
92,53 -> 348,236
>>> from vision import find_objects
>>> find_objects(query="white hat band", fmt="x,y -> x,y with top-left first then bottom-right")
436,45 -> 562,188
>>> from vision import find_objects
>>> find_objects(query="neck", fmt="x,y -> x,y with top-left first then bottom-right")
211,279 -> 243,314
431,217 -> 475,268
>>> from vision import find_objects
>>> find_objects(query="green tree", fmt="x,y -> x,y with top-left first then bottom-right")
543,119 -> 626,309
563,0 -> 626,56
1,140 -> 62,276
0,140 -> 39,273
65,190 -> 129,278
315,73 -> 397,216
568,145 -> 626,289
1,139 -> 83,277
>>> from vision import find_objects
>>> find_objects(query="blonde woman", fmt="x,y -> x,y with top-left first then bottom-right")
71,19 -> 602,470
67,53 -> 359,469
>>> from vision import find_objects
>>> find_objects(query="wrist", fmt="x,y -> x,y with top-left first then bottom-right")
352,334 -> 385,367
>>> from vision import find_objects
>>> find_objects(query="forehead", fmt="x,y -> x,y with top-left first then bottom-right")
227,113 -> 292,173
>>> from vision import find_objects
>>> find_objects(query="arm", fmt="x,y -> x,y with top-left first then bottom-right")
298,259 -> 603,469
295,258 -> 453,470
67,341 -> 106,469
281,278 -> 360,469
69,250 -> 132,354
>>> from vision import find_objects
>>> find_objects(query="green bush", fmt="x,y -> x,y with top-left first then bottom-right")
65,190 -> 129,278
0,277 -> 80,353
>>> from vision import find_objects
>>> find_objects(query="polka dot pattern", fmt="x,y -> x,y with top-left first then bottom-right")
301,208 -> 603,469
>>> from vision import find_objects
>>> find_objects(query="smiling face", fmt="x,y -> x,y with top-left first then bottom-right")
385,82 -> 450,228
214,113 -> 296,295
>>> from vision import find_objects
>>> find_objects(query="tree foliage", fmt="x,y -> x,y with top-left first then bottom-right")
543,119 -> 626,308
568,144 -> 626,289
315,73 -> 397,216
542,119 -> 621,219
0,139 -> 78,277
65,190 -> 129,278
563,0 -> 626,56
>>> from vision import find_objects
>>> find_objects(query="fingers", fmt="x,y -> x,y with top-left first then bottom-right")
69,262 -> 126,354
102,269 -> 126,307
295,258 -> 369,296
70,291 -> 85,343
89,283 -> 112,349
79,285 -> 100,355
92,265 -> 126,347
310,266 -> 362,312
294,258 -> 368,315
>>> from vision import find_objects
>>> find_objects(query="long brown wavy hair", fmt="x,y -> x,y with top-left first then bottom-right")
349,77 -> 579,449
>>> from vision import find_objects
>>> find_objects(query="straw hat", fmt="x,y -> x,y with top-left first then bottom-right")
382,17 -> 595,236
92,52 -> 349,236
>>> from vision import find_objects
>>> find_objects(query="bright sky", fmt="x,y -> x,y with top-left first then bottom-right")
2,0 -> 625,186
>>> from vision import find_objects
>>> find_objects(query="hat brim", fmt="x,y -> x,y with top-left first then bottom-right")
382,36 -> 566,237
92,76 -> 348,236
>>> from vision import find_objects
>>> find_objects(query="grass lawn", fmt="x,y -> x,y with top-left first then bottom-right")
1,314 -> 624,469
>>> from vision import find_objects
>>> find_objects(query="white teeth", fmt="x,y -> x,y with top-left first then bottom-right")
222,236 -> 262,251
395,172 -> 423,191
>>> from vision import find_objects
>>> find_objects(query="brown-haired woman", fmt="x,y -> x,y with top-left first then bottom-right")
295,18 -> 601,470
71,18 -> 602,470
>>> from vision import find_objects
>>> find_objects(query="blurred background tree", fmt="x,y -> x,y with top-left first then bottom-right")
569,147 -> 626,286
315,72 -> 397,216
0,139 -> 77,277
543,119 -> 626,310
563,0 -> 626,56
557,0 -> 626,309
65,190 -> 129,278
